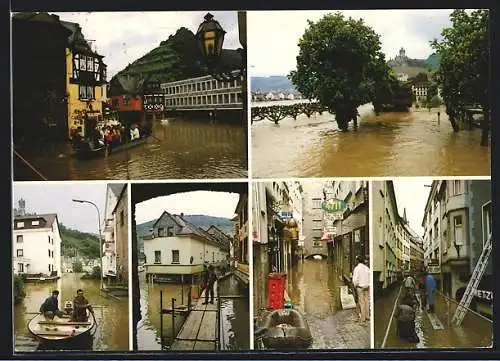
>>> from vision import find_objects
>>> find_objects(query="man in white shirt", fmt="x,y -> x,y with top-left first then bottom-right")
404,273 -> 417,298
352,255 -> 370,324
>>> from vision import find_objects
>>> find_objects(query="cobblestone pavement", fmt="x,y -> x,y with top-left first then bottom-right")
305,308 -> 370,349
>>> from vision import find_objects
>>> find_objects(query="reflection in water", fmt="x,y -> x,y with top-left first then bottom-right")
14,273 -> 129,352
252,103 -> 490,177
137,276 -> 190,350
15,119 -> 247,180
137,274 -> 249,350
287,259 -> 341,319
218,275 -> 250,350
374,286 -> 492,348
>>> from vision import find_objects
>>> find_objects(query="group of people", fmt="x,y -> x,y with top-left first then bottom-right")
395,272 -> 438,343
103,125 -> 124,147
39,289 -> 93,322
352,255 -> 371,325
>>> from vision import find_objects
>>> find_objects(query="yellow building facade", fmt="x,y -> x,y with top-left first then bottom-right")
61,21 -> 107,139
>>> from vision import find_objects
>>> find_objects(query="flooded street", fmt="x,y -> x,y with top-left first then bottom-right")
374,284 -> 492,348
284,259 -> 369,349
15,119 -> 247,181
136,273 -> 249,350
217,275 -> 250,350
14,273 -> 129,352
252,102 -> 490,177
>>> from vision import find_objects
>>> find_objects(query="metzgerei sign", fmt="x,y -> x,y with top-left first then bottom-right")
322,198 -> 346,214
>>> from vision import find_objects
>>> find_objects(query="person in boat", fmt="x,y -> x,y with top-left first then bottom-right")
394,294 -> 419,342
130,124 -> 140,140
40,290 -> 64,319
72,289 -> 94,322
352,255 -> 370,324
202,265 -> 218,305
113,126 -> 122,145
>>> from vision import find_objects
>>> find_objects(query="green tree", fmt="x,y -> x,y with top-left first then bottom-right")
289,12 -> 389,131
72,260 -> 83,273
431,9 -> 489,144
14,275 -> 26,304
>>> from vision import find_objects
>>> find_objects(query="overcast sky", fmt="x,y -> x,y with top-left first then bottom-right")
248,9 -> 456,77
49,11 -> 241,78
135,191 -> 239,224
392,178 -> 434,238
12,183 -> 112,234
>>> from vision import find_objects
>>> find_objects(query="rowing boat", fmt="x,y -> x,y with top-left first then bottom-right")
73,136 -> 149,160
259,308 -> 313,349
27,309 -> 96,349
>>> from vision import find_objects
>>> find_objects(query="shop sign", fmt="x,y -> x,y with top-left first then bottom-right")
322,198 -> 346,214
280,211 -> 293,219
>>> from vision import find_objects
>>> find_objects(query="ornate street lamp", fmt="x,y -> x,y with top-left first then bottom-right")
195,12 -> 246,83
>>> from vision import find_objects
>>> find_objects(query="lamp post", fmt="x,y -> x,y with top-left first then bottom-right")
73,199 -> 103,291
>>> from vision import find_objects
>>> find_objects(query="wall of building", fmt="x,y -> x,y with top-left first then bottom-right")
114,187 -> 129,284
13,220 -> 61,276
302,181 -> 328,258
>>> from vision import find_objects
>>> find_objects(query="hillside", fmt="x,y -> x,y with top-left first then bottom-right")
251,75 -> 296,93
113,27 -> 242,84
59,224 -> 100,259
136,214 -> 234,251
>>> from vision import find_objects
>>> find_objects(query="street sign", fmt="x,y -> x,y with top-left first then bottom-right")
427,265 -> 441,274
322,198 -> 346,214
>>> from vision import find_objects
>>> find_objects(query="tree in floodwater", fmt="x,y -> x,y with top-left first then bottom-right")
431,9 -> 489,145
289,12 -> 389,131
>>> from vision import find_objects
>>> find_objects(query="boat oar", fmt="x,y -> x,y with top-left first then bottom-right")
150,134 -> 162,142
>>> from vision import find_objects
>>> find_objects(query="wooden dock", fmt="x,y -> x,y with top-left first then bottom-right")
170,282 -> 219,351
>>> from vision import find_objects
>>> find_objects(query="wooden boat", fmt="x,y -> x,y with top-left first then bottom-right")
73,136 -> 149,160
260,308 -> 313,349
28,308 -> 96,349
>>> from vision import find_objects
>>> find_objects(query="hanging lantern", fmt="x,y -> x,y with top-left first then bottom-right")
195,13 -> 226,60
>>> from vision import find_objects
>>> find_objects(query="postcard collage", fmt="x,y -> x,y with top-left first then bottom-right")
10,9 -> 492,354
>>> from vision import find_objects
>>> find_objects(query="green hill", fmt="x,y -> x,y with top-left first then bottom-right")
112,27 -> 242,84
136,214 -> 234,251
60,224 -> 100,259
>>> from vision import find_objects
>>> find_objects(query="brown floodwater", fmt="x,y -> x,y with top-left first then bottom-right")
374,284 -> 492,348
14,273 -> 129,352
136,273 -> 249,351
252,102 -> 490,177
14,119 -> 248,181
287,259 -> 342,318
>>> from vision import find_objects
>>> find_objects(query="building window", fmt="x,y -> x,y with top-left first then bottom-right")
158,227 -> 165,237
32,220 -> 39,226
79,55 -> 86,70
212,251 -> 215,263
454,215 -> 464,246
120,210 -> 124,226
452,180 -> 463,195
17,249 -> 23,257
167,227 -> 174,237
312,198 -> 322,209
79,85 -> 95,100
16,235 -> 23,243
16,222 -> 24,228
48,250 -> 51,258
17,263 -> 24,273
154,251 -> 161,264
172,250 -> 180,264
482,201 -> 492,247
